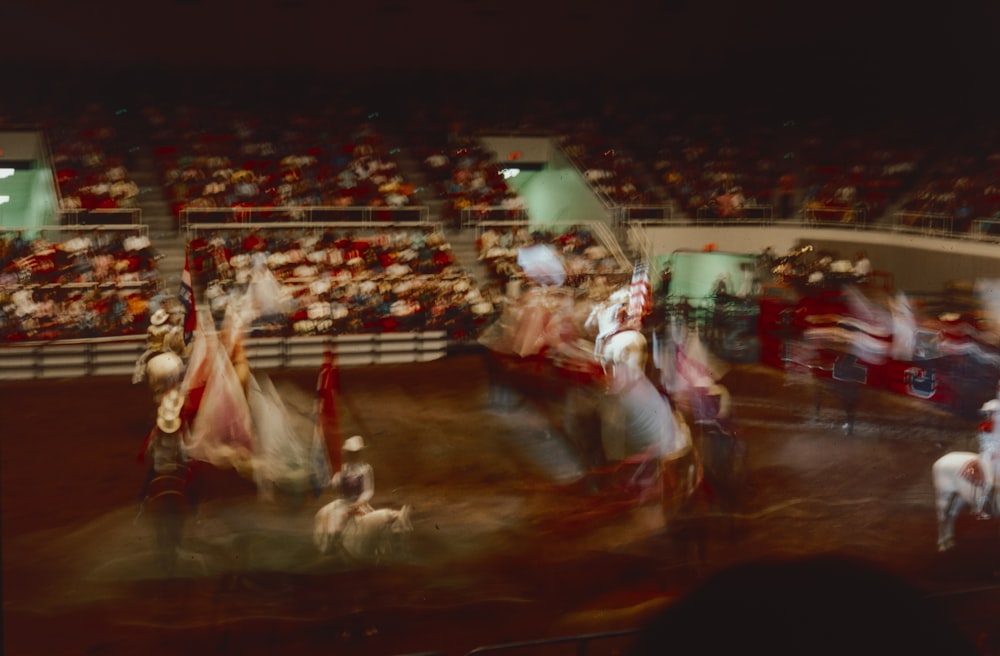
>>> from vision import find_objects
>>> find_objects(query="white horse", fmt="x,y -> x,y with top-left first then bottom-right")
932,451 -> 998,551
585,290 -> 648,378
314,504 -> 413,562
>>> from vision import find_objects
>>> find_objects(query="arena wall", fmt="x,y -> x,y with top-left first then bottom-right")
639,226 -> 1000,294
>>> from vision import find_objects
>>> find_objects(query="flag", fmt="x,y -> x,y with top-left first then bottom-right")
179,251 -> 196,344
309,419 -> 333,499
311,343 -> 341,496
516,244 -> 566,286
628,260 -> 652,321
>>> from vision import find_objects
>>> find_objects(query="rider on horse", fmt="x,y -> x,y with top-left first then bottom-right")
976,399 -> 999,519
324,435 -> 375,547
133,301 -> 188,385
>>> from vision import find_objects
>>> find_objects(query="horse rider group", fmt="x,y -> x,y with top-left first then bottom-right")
134,297 -> 198,514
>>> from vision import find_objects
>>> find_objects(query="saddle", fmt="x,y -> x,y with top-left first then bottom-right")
960,459 -> 986,487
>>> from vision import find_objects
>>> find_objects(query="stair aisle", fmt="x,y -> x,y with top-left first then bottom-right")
445,228 -> 491,288
130,147 -> 186,288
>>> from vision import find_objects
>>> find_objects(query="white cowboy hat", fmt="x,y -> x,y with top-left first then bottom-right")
150,308 -> 169,326
342,435 -> 365,452
981,399 -> 999,414
157,407 -> 182,434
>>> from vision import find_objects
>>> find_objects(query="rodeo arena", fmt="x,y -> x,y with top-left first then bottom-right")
6,35 -> 1000,656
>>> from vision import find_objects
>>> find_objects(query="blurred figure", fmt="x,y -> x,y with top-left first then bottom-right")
889,291 -> 917,361
627,555 -> 976,656
853,250 -> 872,281
830,353 -> 864,435
138,389 -> 198,511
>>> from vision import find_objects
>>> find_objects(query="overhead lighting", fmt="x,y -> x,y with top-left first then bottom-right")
0,195 -> 10,204
500,168 -> 521,179
0,168 -> 14,179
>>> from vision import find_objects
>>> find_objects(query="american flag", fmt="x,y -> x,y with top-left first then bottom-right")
179,252 -> 196,344
628,261 -> 652,321
311,344 -> 340,496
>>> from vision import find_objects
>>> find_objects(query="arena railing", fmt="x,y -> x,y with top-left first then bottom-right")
0,331 -> 451,380
461,206 -> 529,228
4,223 -> 149,236
180,205 -> 430,231
802,205 -> 869,226
59,207 -> 142,225
891,211 -> 954,236
554,140 -> 622,212
695,205 -> 775,223
184,221 -> 449,250
972,217 -> 1000,241
588,219 -> 631,271
620,205 -> 675,222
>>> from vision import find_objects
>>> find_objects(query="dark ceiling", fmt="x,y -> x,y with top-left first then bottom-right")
5,0 -> 999,112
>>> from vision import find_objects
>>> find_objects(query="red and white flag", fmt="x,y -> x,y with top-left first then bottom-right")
628,261 -> 652,321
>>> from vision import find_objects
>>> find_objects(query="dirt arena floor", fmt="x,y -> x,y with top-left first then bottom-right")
3,349 -> 1000,655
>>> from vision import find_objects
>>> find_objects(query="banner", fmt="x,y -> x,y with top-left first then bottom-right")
179,251 -> 196,344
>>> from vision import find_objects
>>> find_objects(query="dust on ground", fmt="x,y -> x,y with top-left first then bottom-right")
3,352 -> 999,655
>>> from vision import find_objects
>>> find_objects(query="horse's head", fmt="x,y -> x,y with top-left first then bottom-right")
392,505 -> 414,533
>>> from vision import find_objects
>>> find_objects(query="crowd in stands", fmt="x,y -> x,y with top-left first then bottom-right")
142,104 -> 419,225
39,105 -> 142,213
622,110 -> 787,220
558,130 -> 653,206
4,80 -> 1000,349
189,224 -> 500,340
796,123 -> 923,225
418,137 -> 526,228
0,229 -> 163,341
6,75 -> 1000,241
897,132 -> 1000,234
476,224 -> 629,297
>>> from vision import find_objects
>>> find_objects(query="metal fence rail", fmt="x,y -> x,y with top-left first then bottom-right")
58,208 -> 142,225
180,205 -> 430,231
0,332 -> 450,380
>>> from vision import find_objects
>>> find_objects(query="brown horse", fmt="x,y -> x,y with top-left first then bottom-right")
144,469 -> 192,576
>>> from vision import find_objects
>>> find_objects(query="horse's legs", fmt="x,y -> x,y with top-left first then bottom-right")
315,505 -> 343,554
314,513 -> 330,554
937,491 -> 961,552
155,505 -> 183,576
